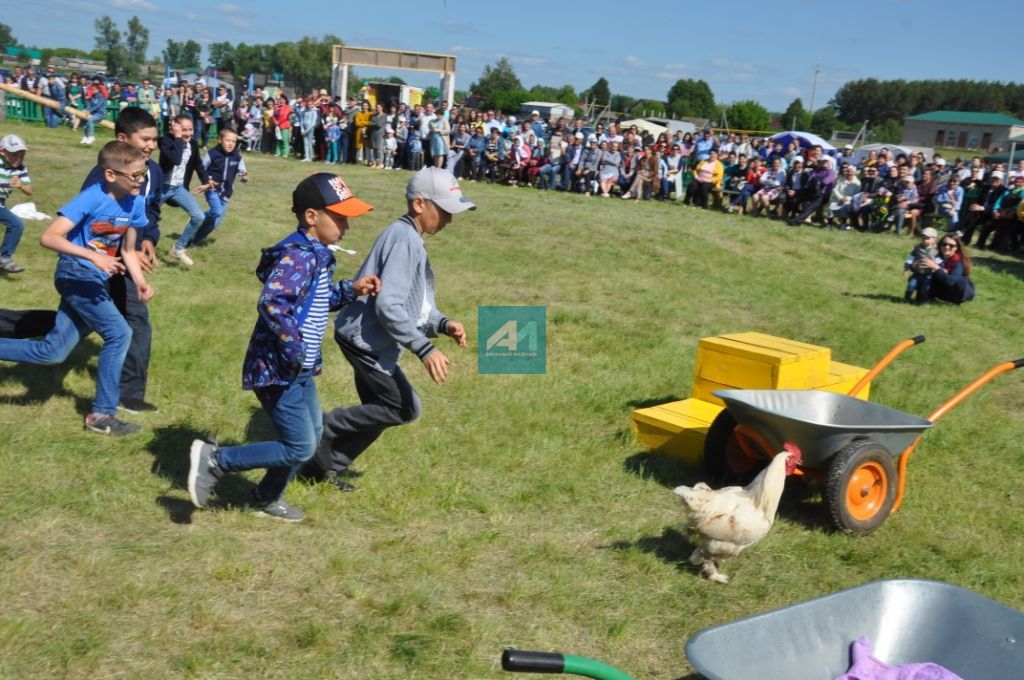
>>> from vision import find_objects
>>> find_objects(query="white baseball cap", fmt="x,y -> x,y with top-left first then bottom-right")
406,167 -> 476,214
0,134 -> 27,153
531,109 -> 540,115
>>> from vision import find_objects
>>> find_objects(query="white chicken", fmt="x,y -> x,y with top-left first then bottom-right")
674,444 -> 802,583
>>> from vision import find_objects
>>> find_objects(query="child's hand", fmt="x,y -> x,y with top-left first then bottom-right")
91,251 -> 125,276
139,240 -> 159,273
136,282 -> 154,303
422,349 -> 451,385
9,176 -> 21,189
353,275 -> 381,296
446,321 -> 467,348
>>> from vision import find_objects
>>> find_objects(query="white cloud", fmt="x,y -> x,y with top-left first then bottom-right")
111,0 -> 156,9
214,3 -> 248,13
225,17 -> 252,29
624,55 -> 648,68
184,11 -> 198,20
782,87 -> 802,96
450,45 -> 485,58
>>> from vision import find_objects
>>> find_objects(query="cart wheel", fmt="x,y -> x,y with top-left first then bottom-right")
703,410 -> 771,486
824,440 -> 897,534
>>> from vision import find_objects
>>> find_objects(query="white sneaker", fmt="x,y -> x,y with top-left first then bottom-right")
80,137 -> 89,144
170,246 -> 194,267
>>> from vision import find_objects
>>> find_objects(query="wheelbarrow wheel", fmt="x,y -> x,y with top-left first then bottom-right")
825,439 -> 897,534
703,410 -> 770,487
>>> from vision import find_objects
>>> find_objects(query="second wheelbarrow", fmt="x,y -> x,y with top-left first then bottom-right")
702,337 -> 1022,533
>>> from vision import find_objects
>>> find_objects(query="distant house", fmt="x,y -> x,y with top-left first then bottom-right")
901,110 -> 1024,151
521,101 -> 575,121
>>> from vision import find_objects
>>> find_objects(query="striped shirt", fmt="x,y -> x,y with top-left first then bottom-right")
300,261 -> 331,369
0,156 -> 31,207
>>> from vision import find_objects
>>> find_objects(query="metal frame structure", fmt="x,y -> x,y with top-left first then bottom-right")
331,46 -> 456,108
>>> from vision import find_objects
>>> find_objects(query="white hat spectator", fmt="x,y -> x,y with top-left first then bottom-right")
531,110 -> 540,116
793,156 -> 804,164
574,131 -> 584,140
935,158 -> 946,166
991,171 -> 1005,180
843,144 -> 853,150
508,115 -> 516,123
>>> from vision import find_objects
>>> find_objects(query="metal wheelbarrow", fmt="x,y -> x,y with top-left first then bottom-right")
702,336 -> 1024,533
685,578 -> 1024,680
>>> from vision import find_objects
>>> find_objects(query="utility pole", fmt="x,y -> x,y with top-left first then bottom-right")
808,58 -> 821,115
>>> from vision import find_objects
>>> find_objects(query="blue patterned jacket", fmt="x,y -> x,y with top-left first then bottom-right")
242,227 -> 355,390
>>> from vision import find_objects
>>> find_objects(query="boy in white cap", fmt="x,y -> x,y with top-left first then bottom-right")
302,166 -> 475,491
0,135 -> 33,273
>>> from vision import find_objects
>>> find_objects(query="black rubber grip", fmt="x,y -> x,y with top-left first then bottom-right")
912,335 -> 926,345
1013,358 -> 1024,369
502,650 -> 565,673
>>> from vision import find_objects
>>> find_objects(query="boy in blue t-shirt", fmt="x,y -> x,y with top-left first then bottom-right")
0,141 -> 154,435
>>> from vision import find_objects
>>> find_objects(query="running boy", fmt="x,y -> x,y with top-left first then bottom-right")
301,167 -> 474,492
192,127 -> 249,246
187,173 -> 380,521
0,141 -> 153,435
0,134 -> 33,273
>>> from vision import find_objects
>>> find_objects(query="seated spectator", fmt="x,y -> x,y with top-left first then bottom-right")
728,157 -> 763,215
918,235 -> 975,304
829,163 -> 861,230
788,158 -> 836,226
960,172 -> 1005,245
936,175 -> 963,227
751,158 -> 786,217
781,157 -> 806,219
684,149 -> 723,209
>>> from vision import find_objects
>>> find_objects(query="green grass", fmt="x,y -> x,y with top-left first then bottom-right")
1,120 -> 1023,678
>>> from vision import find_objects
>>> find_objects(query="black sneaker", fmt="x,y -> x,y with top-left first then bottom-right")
187,440 -> 223,508
120,397 -> 159,414
326,470 -> 357,492
248,497 -> 305,522
84,412 -> 141,436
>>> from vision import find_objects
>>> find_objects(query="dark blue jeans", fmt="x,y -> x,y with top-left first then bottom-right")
215,370 -> 322,502
0,260 -> 131,414
0,205 -> 25,259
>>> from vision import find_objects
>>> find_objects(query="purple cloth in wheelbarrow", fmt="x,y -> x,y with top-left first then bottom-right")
835,637 -> 965,680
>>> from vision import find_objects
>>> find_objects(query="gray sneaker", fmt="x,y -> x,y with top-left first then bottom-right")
187,439 -> 223,508
248,497 -> 305,522
0,257 -> 25,273
85,412 -> 141,436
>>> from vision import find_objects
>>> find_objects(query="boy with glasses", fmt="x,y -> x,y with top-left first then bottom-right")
0,142 -> 154,434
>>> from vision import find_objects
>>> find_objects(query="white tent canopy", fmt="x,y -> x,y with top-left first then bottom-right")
618,118 -> 669,138
768,130 -> 837,152
852,142 -> 933,166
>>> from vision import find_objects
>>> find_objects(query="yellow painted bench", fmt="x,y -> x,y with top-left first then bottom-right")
631,333 -> 871,465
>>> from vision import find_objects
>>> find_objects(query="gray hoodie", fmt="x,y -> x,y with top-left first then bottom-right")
334,215 -> 449,373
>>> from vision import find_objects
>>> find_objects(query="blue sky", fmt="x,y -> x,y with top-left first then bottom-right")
9,0 -> 1016,112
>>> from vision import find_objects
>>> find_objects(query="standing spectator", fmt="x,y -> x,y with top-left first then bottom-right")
370,103 -> 387,168
81,78 -> 107,145
353,101 -> 371,164
68,73 -> 84,131
273,96 -> 293,158
42,69 -> 67,128
213,85 -> 233,135
324,111 -> 341,164
299,98 -> 319,163
0,135 -> 33,273
139,78 -> 159,120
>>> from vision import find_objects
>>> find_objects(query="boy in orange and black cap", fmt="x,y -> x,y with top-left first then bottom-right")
187,173 -> 380,521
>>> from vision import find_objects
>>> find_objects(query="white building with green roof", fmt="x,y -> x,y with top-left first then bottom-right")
901,110 -> 1024,151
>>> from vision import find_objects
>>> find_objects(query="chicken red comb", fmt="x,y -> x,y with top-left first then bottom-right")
782,442 -> 802,460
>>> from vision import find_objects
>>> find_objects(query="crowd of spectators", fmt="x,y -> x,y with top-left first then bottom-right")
6,66 -> 1023,251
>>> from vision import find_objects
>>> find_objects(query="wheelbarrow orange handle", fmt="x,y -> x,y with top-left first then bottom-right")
847,335 -> 925,400
892,358 -> 1024,514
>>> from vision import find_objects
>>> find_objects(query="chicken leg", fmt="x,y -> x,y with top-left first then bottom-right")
690,547 -> 730,584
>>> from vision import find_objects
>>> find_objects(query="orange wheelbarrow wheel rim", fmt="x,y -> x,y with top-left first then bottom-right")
845,461 -> 890,521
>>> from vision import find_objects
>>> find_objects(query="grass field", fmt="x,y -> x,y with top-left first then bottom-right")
1,119 -> 1023,679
